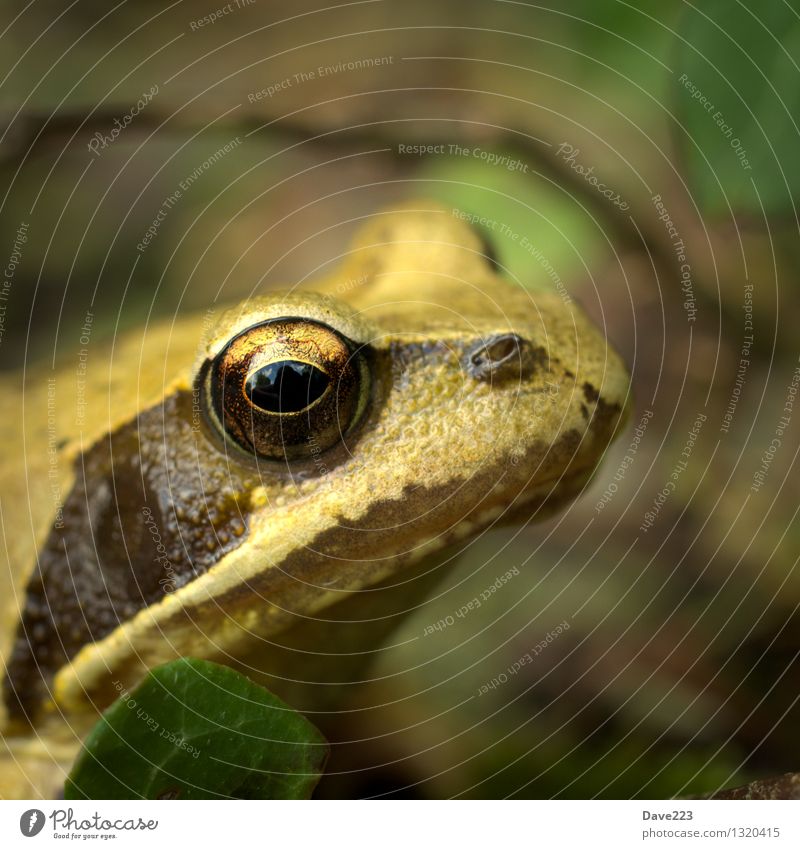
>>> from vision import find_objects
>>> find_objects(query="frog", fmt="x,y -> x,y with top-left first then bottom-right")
0,200 -> 630,798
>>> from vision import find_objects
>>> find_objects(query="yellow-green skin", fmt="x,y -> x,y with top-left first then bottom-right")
0,202 -> 630,797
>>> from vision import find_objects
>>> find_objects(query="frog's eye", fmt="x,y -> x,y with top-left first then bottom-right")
204,318 -> 370,461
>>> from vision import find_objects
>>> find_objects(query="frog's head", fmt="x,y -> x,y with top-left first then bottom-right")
5,202 -> 629,720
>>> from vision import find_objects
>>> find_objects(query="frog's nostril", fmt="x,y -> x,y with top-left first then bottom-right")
464,333 -> 542,382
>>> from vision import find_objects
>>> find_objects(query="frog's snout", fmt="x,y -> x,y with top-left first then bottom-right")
463,333 -> 545,383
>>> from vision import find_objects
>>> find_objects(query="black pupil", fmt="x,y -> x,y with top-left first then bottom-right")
245,360 -> 330,413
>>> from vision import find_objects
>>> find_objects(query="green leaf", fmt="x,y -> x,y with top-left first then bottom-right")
65,659 -> 329,800
674,1 -> 800,215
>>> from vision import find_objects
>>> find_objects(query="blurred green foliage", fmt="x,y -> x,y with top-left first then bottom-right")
675,1 -> 800,215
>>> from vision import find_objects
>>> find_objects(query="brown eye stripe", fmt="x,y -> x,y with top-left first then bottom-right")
4,391 -> 253,722
205,318 -> 370,462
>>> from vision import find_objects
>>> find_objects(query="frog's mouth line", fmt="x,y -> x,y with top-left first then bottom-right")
46,457 -> 601,711
9,384 -> 624,724
490,463 -> 598,531
14,396 -> 626,722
